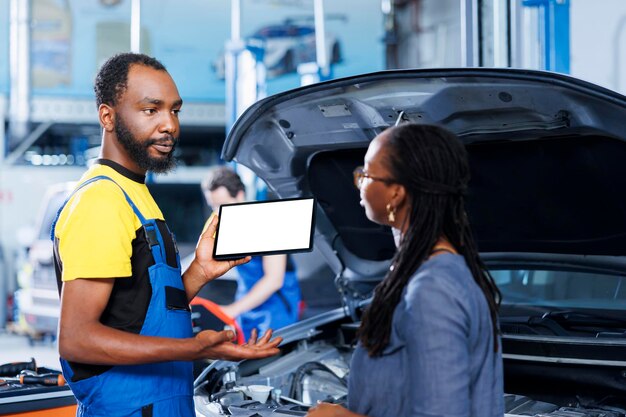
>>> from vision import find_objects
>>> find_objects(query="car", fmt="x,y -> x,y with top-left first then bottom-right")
190,68 -> 626,416
13,180 -> 212,341
213,17 -> 343,79
14,182 -> 76,341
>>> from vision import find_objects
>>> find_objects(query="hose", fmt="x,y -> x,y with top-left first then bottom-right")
289,361 -> 347,401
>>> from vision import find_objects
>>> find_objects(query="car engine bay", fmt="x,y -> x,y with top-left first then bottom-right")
193,321 -> 626,417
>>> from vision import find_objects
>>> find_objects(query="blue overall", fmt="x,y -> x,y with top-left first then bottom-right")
235,256 -> 301,341
52,176 -> 194,417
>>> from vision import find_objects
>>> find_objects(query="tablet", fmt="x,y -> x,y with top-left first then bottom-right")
213,197 -> 316,260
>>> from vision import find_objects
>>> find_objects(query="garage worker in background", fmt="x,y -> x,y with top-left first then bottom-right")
52,53 -> 282,417
307,124 -> 504,417
202,166 -> 302,340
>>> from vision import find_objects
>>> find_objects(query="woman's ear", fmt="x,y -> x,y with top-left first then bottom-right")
98,104 -> 115,132
392,183 -> 407,208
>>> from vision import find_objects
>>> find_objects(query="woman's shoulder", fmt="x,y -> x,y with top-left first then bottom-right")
403,254 -> 474,306
416,254 -> 471,284
391,255 -> 476,336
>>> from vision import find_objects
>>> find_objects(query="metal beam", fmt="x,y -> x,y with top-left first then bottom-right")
509,0 -> 524,68
492,0 -> 505,66
231,0 -> 241,42
460,0 -> 480,66
8,0 -> 30,142
522,0 -> 570,73
314,0 -> 329,77
130,0 -> 141,52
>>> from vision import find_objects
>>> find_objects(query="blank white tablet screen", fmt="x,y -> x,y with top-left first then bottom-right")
214,198 -> 315,258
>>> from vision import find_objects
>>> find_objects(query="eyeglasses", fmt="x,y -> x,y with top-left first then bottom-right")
353,166 -> 395,189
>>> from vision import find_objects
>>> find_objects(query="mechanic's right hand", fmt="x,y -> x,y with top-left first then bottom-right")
193,214 -> 251,284
193,328 -> 282,361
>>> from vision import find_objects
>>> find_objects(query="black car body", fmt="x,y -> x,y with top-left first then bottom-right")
192,68 -> 626,417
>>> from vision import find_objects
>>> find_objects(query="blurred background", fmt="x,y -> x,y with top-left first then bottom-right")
0,0 -> 624,368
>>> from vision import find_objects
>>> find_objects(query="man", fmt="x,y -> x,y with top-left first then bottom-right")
52,53 -> 281,417
202,167 -> 302,340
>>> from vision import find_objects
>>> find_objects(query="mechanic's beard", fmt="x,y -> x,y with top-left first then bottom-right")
114,117 -> 178,174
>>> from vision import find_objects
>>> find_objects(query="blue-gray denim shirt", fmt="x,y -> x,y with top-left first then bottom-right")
348,254 -> 504,417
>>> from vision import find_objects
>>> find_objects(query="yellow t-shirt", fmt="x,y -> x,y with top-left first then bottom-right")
54,161 -> 165,281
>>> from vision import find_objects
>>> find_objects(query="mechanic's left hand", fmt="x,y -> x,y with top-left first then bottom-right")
193,328 -> 282,361
193,213 -> 250,282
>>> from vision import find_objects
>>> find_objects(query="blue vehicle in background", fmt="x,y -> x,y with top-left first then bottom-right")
213,16 -> 344,79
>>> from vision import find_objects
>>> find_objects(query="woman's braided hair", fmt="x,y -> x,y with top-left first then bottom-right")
358,123 -> 501,357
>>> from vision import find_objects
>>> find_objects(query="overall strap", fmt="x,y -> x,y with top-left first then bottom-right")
50,175 -> 167,264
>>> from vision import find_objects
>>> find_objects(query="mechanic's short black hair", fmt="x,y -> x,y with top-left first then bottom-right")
202,166 -> 246,198
94,52 -> 167,108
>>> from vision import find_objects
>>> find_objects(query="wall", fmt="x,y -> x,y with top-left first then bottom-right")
26,0 -> 384,103
394,0 -> 462,69
570,0 -> 626,94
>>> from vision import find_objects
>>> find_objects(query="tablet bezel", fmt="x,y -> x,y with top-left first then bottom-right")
212,197 -> 316,260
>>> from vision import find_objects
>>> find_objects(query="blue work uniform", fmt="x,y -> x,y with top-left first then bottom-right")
52,176 -> 194,417
235,256 -> 301,340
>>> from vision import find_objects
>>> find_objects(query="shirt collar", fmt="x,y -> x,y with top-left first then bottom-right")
95,159 -> 146,184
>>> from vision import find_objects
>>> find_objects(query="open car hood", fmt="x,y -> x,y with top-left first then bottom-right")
223,68 -> 626,303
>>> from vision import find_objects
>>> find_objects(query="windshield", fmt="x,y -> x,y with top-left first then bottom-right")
492,269 -> 626,310
493,268 -> 626,338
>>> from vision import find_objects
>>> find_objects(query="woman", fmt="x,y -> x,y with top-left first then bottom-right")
307,124 -> 504,417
